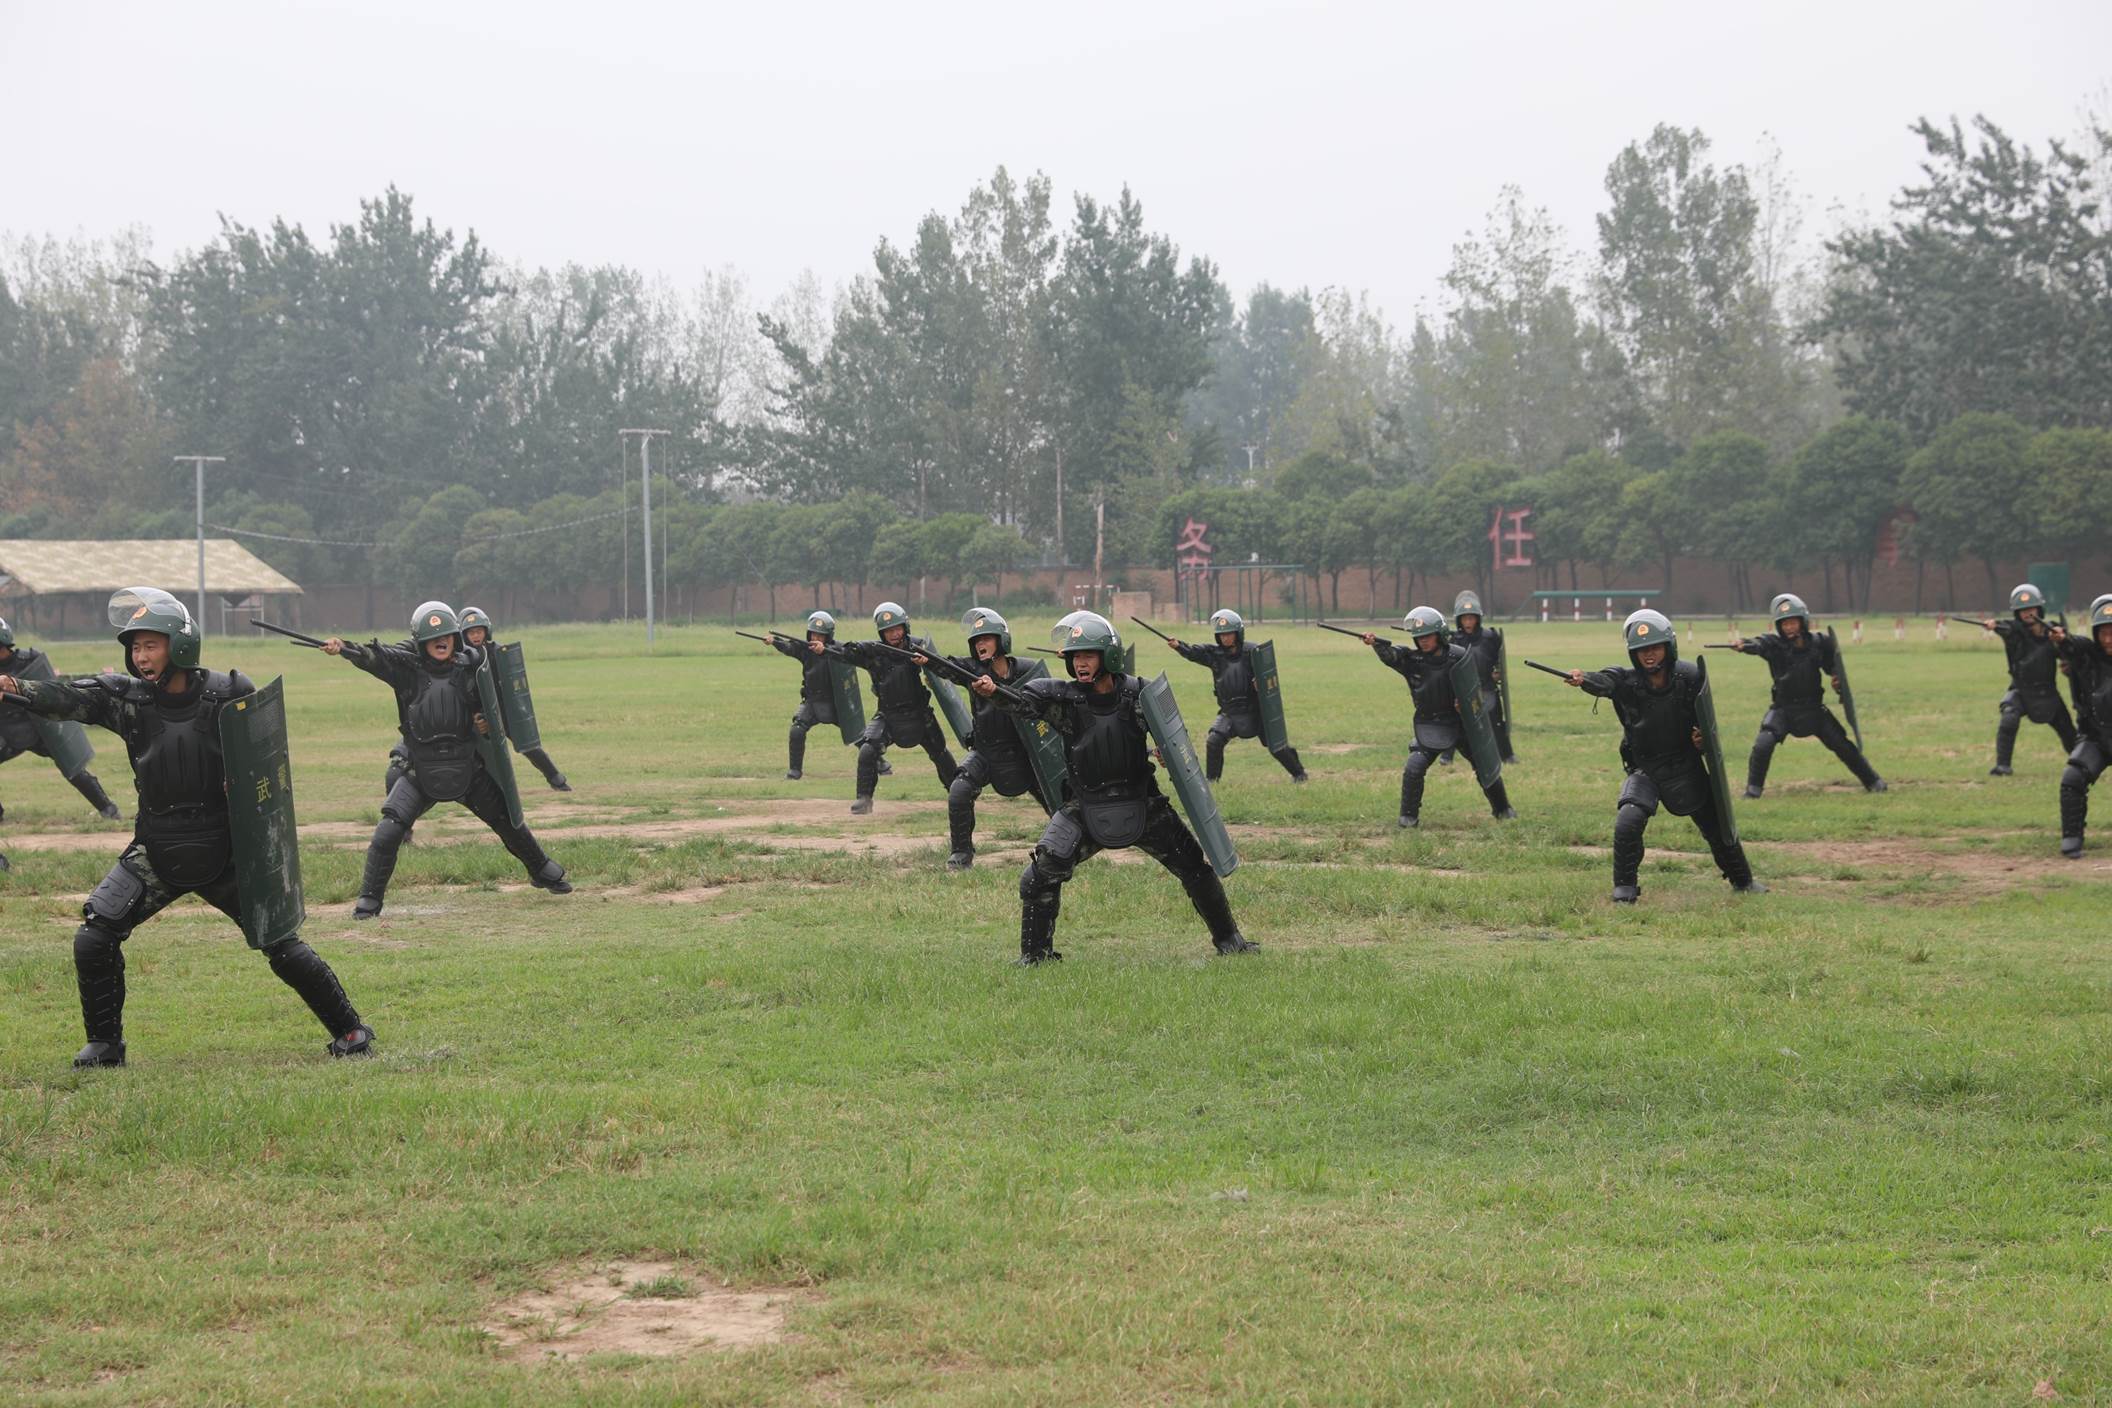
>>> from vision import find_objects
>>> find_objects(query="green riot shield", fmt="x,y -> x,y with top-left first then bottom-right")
1691,656 -> 1739,847
218,676 -> 306,950
828,656 -> 866,745
1447,651 -> 1505,790
1497,631 -> 1512,729
1251,639 -> 1290,753
1141,672 -> 1237,877
926,670 -> 974,749
1010,658 -> 1068,812
475,654 -> 526,829
1828,627 -> 1863,751
492,642 -> 543,753
13,651 -> 97,780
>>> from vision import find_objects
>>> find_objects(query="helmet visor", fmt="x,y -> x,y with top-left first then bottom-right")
109,587 -> 190,632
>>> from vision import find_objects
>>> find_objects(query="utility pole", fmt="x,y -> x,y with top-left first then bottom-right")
1091,491 -> 1107,614
173,455 -> 225,632
619,430 -> 668,647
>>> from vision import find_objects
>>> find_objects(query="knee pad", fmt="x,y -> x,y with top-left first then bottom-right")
1018,860 -> 1054,905
1404,750 -> 1434,780
1615,802 -> 1651,843
84,863 -> 147,926
73,923 -> 124,970
2061,764 -> 2089,795
372,814 -> 410,849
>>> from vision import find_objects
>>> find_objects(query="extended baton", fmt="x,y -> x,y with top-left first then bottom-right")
1521,658 -> 1578,680
251,619 -> 329,649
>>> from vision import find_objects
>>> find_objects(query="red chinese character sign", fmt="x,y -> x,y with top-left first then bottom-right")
1489,505 -> 1535,574
1175,517 -> 1215,598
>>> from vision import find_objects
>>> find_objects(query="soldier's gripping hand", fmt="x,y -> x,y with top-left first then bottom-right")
910,652 -> 930,665
474,712 -> 491,736
0,674 -> 18,697
2050,625 -> 2068,643
969,676 -> 998,698
323,637 -> 345,655
1692,726 -> 1704,749
1982,618 -> 1999,631
1361,633 -> 1377,647
1565,670 -> 1584,688
809,639 -> 826,654
1166,638 -> 1183,650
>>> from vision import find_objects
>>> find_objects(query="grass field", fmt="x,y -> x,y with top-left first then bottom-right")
2,614 -> 2107,1405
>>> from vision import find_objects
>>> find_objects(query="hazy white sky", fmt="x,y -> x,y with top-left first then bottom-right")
6,0 -> 2107,325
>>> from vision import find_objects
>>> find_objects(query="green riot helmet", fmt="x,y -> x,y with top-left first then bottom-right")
1769,592 -> 1811,629
1623,608 -> 1678,668
2091,593 -> 2112,617
0,615 -> 14,650
457,604 -> 493,637
2091,595 -> 2112,638
109,587 -> 201,675
410,600 -> 463,646
962,606 -> 1012,656
1403,605 -> 1449,647
2008,583 -> 2046,619
1053,610 -> 1121,659
1452,589 -> 1484,625
1207,608 -> 1245,646
872,601 -> 911,638
804,609 -> 838,640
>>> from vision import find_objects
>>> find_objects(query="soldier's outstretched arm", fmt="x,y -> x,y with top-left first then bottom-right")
1576,667 -> 1622,699
0,672 -> 127,729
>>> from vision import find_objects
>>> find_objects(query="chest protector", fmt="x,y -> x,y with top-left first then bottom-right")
1459,629 -> 1501,681
1063,678 -> 1152,846
1212,648 -> 1256,713
1769,638 -> 1827,709
873,638 -> 933,744
2083,652 -> 2112,734
970,657 -> 1035,792
127,670 -> 243,888
401,662 -> 481,801
801,654 -> 836,720
2005,629 -> 2060,694
1615,664 -> 1710,813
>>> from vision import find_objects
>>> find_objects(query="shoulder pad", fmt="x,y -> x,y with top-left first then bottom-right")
1673,659 -> 1701,686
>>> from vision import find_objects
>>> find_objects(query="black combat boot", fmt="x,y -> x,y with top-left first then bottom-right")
1213,932 -> 1259,955
327,1026 -> 376,1058
73,1040 -> 127,1068
529,859 -> 572,894
72,771 -> 122,820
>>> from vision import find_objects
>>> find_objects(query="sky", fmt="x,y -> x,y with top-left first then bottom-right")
5,0 -> 2108,328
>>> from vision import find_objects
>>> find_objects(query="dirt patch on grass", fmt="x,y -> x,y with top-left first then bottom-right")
484,1260 -> 803,1362
1758,836 -> 2074,895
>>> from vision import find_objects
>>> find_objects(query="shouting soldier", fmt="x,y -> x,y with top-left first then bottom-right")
1162,608 -> 1308,783
328,601 -> 571,919
1561,610 -> 1764,902
1452,590 -> 1517,764
0,588 -> 371,1066
1981,584 -> 2077,775
0,614 -> 123,823
2051,594 -> 2112,858
1727,593 -> 1886,797
768,610 -> 884,782
381,604 -> 572,796
973,611 -> 1254,964
1363,607 -> 1517,829
930,607 -> 1055,871
836,602 -> 959,815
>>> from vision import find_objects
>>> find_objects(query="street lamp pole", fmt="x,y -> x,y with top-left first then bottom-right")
173,455 -> 226,631
618,430 -> 668,647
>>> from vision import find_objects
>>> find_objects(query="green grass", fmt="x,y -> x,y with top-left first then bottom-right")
1,618 -> 2107,1404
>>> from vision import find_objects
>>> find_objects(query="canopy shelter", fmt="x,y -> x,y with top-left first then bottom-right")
0,539 -> 303,640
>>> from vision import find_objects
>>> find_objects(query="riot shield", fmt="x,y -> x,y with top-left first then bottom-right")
12,651 -> 96,780
1447,652 -> 1505,789
828,656 -> 866,745
1496,631 -> 1513,730
493,642 -> 544,753
1251,639 -> 1290,753
1010,658 -> 1068,812
218,675 -> 306,950
1691,656 -> 1739,847
926,670 -> 975,749
1827,627 -> 1863,750
474,654 -> 526,828
1140,672 -> 1237,877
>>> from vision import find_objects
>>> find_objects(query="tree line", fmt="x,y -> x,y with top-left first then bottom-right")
3,110 -> 2109,612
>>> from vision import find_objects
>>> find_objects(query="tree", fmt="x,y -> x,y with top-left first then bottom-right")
1782,417 -> 1908,610
2023,426 -> 2112,564
1899,413 -> 2035,606
1429,458 -> 1522,603
1273,450 -> 1373,504
375,484 -> 489,602
1531,449 -> 1635,589
961,521 -> 1031,603
1189,283 -> 1317,479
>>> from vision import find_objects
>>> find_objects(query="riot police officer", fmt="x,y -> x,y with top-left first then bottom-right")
1362,607 -> 1517,828
1163,608 -> 1307,783
381,604 -> 573,795
2051,594 -> 2112,858
1562,610 -> 1763,902
327,602 -> 571,919
1728,593 -> 1885,796
0,588 -> 371,1066
1452,590 -> 1516,764
0,614 -> 122,821
973,611 -> 1254,964
1981,583 -> 2077,774
836,602 -> 959,815
773,609 -> 879,781
930,607 -> 1051,870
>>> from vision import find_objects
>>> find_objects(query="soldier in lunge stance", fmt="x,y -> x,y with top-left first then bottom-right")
327,601 -> 570,919
1726,593 -> 1886,797
1162,608 -> 1307,783
764,610 -> 886,782
1561,610 -> 1764,902
836,602 -> 958,815
973,612 -> 1254,965
1362,607 -> 1516,829
0,614 -> 123,822
1451,590 -> 1516,764
928,608 -> 1054,871
1981,583 -> 2077,775
2051,594 -> 2112,859
382,604 -> 573,795
0,588 -> 371,1066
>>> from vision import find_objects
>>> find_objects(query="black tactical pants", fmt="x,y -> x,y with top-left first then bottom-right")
520,746 -> 567,788
73,839 -> 362,1045
0,739 -> 117,818
947,749 -> 1047,856
1747,706 -> 1878,791
787,699 -> 836,773
1016,796 -> 1237,958
359,772 -> 557,907
1995,689 -> 2078,768
2060,738 -> 2106,846
855,712 -> 958,799
389,740 -> 564,792
1401,745 -> 1512,822
1204,709 -> 1305,781
1612,770 -> 1752,894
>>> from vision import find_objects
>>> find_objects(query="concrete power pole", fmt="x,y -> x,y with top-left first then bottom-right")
173,455 -> 226,632
619,430 -> 668,647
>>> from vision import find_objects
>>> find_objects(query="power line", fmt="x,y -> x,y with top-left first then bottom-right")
206,506 -> 628,549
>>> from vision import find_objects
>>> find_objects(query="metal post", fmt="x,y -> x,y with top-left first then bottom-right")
173,455 -> 225,632
619,430 -> 668,648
